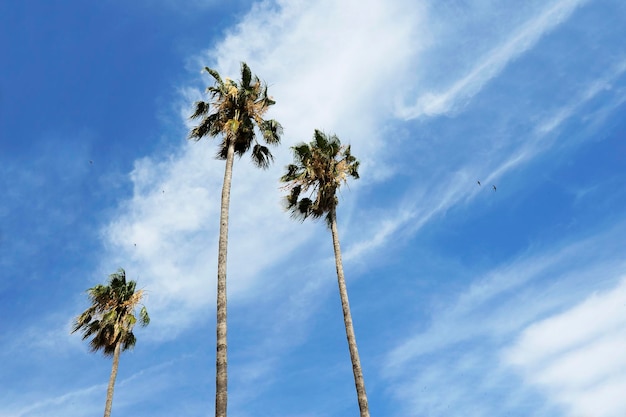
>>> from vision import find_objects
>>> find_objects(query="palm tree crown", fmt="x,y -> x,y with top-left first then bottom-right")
281,129 -> 360,224
72,268 -> 150,355
189,62 -> 283,167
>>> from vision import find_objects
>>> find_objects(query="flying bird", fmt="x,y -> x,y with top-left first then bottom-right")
89,160 -> 93,165
492,185 -> 497,191
477,180 -> 481,186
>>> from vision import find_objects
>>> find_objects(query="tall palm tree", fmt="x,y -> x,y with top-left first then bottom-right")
72,268 -> 150,417
188,62 -> 282,417
281,130 -> 369,417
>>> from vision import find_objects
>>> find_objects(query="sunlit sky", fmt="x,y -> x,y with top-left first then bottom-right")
2,1 -> 626,416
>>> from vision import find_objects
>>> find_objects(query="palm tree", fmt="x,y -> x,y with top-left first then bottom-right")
280,130 -> 369,417
188,62 -> 282,417
72,268 -> 150,417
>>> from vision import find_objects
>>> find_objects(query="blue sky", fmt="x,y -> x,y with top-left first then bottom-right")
2,0 -> 626,416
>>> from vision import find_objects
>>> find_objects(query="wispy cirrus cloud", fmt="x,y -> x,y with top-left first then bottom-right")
102,141 -> 315,340
3,358 -> 185,417
504,278 -> 626,417
381,221 -> 626,417
100,0 -> 426,340
346,51 -> 626,266
398,0 -> 589,119
5,383 -> 105,417
385,223 -> 626,374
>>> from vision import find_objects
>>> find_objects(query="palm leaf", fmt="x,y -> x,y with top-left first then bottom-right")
260,119 -> 283,145
204,66 -> 223,86
280,130 -> 359,228
241,62 -> 252,89
188,62 -> 282,167
251,144 -> 273,169
72,269 -> 149,356
139,306 -> 150,326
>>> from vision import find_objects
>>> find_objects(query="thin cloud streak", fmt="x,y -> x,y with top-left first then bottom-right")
3,358 -> 182,417
385,222 -> 626,373
380,222 -> 626,417
535,58 -> 626,136
5,382 -> 105,417
398,0 -> 588,119
347,59 -> 626,265
504,278 -> 626,417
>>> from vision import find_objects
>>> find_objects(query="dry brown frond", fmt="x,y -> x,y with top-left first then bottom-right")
123,289 -> 144,310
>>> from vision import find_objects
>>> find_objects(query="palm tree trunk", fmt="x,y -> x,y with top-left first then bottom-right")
215,140 -> 235,417
330,209 -> 370,417
103,341 -> 121,417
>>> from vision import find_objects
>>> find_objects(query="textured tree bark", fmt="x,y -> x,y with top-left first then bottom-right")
103,341 -> 121,417
215,140 -> 235,417
330,209 -> 370,417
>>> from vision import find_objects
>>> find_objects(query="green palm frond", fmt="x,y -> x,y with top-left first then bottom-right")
188,121 -> 210,141
72,268 -> 149,356
260,119 -> 283,145
204,66 -> 223,87
188,61 -> 282,167
251,144 -> 273,169
216,140 -> 230,160
190,101 -> 209,119
139,306 -> 150,326
292,143 -> 312,163
122,332 -> 137,350
82,320 -> 102,340
280,130 -> 359,228
126,314 -> 137,327
280,164 -> 300,183
284,196 -> 312,222
241,62 -> 252,89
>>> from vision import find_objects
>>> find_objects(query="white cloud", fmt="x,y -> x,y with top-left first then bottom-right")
385,222 -> 626,373
101,141 -> 315,339
535,58 -> 626,135
101,0 -> 427,340
398,0 -> 588,119
201,0 -> 426,176
348,57 -> 626,264
380,222 -> 626,416
504,278 -> 626,417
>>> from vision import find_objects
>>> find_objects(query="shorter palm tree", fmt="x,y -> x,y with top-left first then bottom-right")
281,130 -> 369,417
72,268 -> 150,417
